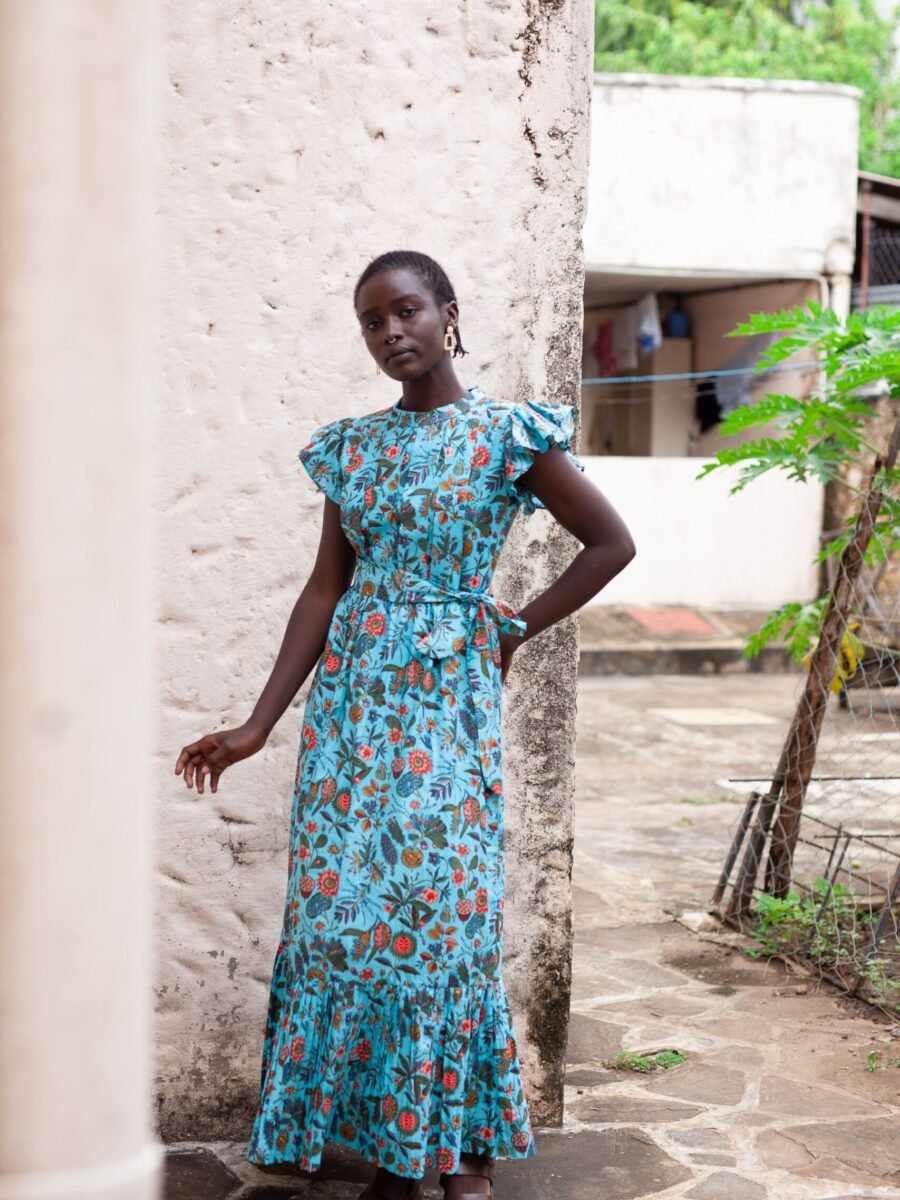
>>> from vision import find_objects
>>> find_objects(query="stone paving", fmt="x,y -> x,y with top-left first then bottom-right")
165,673 -> 900,1199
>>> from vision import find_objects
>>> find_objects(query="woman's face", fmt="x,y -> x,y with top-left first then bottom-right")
356,267 -> 457,380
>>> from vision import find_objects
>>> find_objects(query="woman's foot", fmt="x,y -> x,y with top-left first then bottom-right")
357,1166 -> 424,1200
439,1152 -> 495,1199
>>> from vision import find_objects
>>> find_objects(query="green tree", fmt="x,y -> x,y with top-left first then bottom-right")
697,302 -> 900,663
595,0 -> 900,177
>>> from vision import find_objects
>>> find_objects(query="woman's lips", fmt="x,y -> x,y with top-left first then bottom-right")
387,349 -> 414,363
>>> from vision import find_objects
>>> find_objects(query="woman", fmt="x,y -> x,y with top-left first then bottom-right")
175,250 -> 636,1200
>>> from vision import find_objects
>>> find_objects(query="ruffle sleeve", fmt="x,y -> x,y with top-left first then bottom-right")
298,418 -> 346,506
504,399 -> 586,516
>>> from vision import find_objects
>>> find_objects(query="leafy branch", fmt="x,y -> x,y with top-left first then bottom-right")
697,302 -> 899,663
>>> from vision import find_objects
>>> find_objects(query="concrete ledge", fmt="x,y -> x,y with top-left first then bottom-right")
579,643 -> 798,677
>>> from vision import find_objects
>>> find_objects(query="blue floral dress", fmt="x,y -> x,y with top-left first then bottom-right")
248,385 -> 584,1180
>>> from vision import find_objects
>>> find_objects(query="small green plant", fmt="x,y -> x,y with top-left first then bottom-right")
865,1049 -> 900,1071
605,1049 -> 687,1072
744,879 -> 899,1011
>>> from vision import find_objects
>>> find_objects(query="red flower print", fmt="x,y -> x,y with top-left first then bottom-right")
456,899 -> 473,919
365,612 -> 386,636
512,1131 -> 531,1152
422,887 -> 438,902
463,796 -> 480,825
302,723 -> 317,749
318,869 -> 339,896
505,460 -> 515,477
479,1126 -> 495,1139
468,575 -> 481,587
360,968 -> 374,981
436,1147 -> 456,1173
397,1108 -> 419,1133
391,932 -> 417,958
472,445 -> 489,467
299,875 -> 315,898
388,728 -> 402,744
334,790 -> 350,813
460,1018 -> 474,1034
298,844 -> 309,861
374,922 -> 392,951
359,745 -> 375,761
452,869 -> 465,885
382,1094 -> 398,1120
348,452 -> 363,471
442,1068 -> 459,1091
407,749 -> 432,775
387,445 -> 399,458
325,654 -> 340,672
322,1095 -> 332,1116
290,1036 -> 305,1062
475,887 -> 489,913
305,821 -> 318,833
502,1107 -> 515,1123
354,1038 -> 372,1062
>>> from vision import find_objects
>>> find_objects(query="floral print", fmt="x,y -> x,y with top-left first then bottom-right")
247,386 -> 584,1179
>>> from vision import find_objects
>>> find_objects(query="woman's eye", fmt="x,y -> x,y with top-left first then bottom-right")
401,307 -> 417,317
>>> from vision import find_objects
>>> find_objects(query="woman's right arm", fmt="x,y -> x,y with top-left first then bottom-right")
174,498 -> 356,795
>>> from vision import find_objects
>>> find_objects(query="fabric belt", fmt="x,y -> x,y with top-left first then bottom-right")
346,556 -> 526,793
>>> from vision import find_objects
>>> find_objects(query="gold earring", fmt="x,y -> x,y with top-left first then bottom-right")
375,361 -> 381,375
444,325 -> 457,353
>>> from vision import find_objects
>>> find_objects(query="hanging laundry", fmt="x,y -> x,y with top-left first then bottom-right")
716,334 -> 776,415
612,305 -> 639,371
592,319 -> 617,377
693,333 -> 777,431
634,292 -> 663,357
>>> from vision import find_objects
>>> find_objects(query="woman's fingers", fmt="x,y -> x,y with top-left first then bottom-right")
176,738 -> 209,779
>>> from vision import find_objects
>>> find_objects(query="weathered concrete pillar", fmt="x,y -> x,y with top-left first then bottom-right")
157,0 -> 593,1137
0,5 -> 161,1198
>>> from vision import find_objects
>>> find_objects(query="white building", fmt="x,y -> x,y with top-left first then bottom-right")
580,73 -> 861,608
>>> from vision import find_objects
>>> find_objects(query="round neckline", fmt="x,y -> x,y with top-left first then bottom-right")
391,386 -> 480,419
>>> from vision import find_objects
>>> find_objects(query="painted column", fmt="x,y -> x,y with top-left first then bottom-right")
0,5 -> 161,1199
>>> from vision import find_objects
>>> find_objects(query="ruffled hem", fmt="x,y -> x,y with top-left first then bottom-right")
246,950 -> 537,1179
505,399 -> 586,515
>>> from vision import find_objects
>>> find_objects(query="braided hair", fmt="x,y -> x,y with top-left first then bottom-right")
353,250 -> 468,359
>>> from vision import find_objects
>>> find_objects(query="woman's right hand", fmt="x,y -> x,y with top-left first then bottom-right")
174,721 -> 269,795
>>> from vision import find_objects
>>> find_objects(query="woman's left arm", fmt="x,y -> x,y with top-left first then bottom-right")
506,446 -> 636,647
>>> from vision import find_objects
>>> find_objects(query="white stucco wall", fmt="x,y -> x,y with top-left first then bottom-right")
583,457 -> 824,608
585,73 -> 860,279
156,1 -> 593,1141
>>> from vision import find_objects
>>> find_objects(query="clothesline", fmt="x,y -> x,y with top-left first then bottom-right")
581,360 -> 816,387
